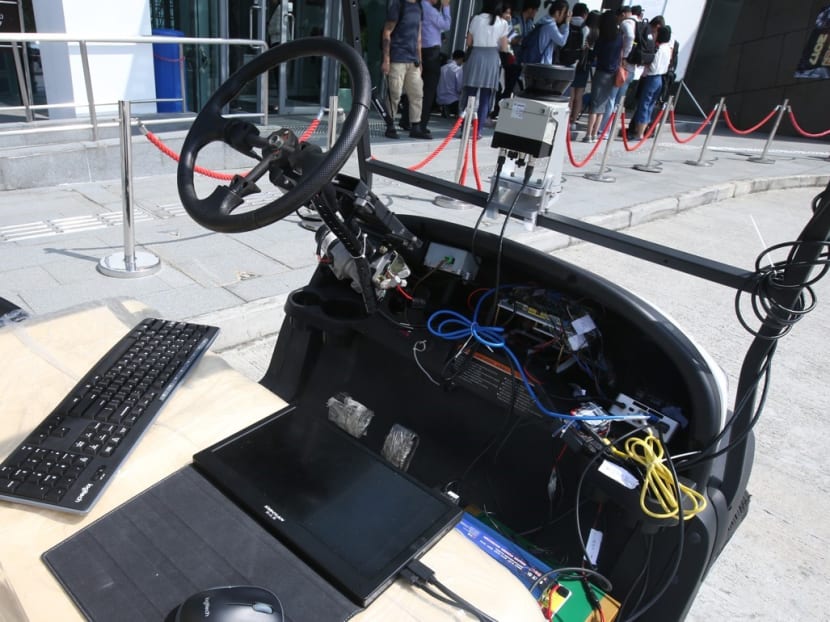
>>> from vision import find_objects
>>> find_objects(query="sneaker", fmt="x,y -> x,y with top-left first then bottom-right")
409,127 -> 432,139
582,135 -> 596,143
384,127 -> 399,139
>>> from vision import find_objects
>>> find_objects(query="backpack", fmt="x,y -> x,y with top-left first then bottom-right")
556,23 -> 584,66
516,24 -> 550,65
625,19 -> 656,66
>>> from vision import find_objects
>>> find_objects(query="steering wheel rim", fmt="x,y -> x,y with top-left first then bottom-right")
177,37 -> 371,233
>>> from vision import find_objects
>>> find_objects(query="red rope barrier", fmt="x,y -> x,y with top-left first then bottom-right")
669,106 -> 717,144
459,133 -> 470,186
299,117 -> 321,142
408,115 -> 464,171
620,109 -> 665,152
565,113 -> 616,168
471,118 -> 483,191
722,106 -> 778,136
144,129 -> 235,181
787,107 -> 830,138
142,118 -> 319,181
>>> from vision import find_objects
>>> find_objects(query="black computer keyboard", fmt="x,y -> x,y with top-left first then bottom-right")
0,317 -> 219,514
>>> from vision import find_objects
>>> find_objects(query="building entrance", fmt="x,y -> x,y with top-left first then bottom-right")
229,0 -> 336,114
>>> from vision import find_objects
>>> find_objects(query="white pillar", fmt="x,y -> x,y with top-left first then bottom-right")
31,0 -> 158,119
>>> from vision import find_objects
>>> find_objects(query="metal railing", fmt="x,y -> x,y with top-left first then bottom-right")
0,32 -> 269,141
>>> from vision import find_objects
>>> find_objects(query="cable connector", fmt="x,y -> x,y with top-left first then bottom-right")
523,157 -> 536,186
400,559 -> 435,586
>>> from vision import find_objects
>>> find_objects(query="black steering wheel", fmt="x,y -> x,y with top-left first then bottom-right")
177,37 -> 371,234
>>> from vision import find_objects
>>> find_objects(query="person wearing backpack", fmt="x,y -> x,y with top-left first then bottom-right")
630,25 -> 671,140
521,0 -> 571,66
657,26 -> 679,114
563,4 -> 594,131
599,5 -> 647,139
557,2 -> 587,66
583,9 -> 622,142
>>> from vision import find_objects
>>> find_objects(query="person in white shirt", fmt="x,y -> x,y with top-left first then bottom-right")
630,26 -> 672,139
463,0 -> 512,137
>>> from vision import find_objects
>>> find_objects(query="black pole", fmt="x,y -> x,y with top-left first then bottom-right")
720,181 -> 830,507
342,0 -> 372,187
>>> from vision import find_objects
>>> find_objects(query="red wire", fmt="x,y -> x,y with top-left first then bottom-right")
466,287 -> 488,310
471,118 -> 483,191
669,106 -> 717,144
408,116 -> 465,171
565,113 -> 617,168
620,108 -> 664,152
787,108 -> 830,138
396,286 -> 414,300
722,106 -> 778,135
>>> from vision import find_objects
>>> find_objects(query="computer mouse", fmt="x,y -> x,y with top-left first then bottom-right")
169,585 -> 284,622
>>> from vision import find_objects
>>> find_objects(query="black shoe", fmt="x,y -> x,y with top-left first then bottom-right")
400,120 -> 411,131
410,126 -> 432,139
385,127 -> 399,139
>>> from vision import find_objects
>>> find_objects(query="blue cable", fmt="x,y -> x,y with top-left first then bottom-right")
427,287 -> 651,423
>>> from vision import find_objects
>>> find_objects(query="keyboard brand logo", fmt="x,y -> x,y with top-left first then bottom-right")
264,505 -> 285,522
74,483 -> 93,504
203,596 -> 211,617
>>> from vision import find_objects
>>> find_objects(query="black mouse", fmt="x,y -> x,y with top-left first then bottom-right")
168,585 -> 284,622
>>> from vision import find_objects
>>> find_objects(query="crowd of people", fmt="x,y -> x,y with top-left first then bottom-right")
379,1 -> 679,143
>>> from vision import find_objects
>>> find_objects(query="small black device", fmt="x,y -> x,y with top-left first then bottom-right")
166,585 -> 284,622
193,404 -> 462,607
0,317 -> 218,513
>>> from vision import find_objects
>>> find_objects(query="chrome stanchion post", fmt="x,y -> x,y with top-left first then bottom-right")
749,98 -> 788,164
434,96 -> 477,210
686,96 -> 724,167
634,96 -> 673,173
97,101 -> 161,278
327,95 -> 341,149
584,99 -> 623,183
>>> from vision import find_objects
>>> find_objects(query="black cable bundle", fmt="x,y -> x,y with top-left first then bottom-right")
735,239 -> 830,340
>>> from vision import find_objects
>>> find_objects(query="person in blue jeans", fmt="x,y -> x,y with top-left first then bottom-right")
600,5 -> 637,137
583,10 -> 621,142
631,26 -> 671,139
